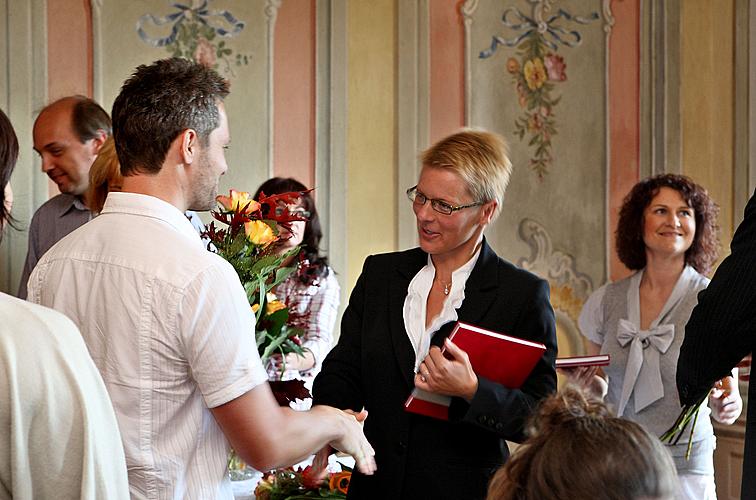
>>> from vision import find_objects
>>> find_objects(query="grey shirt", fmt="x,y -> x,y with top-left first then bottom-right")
17,194 -> 91,299
579,266 -> 715,475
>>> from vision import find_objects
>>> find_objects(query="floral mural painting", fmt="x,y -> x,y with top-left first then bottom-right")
480,1 -> 599,179
137,0 -> 250,76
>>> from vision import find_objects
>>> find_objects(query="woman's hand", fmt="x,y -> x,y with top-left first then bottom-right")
269,350 -> 316,372
709,373 -> 743,425
414,338 -> 478,402
557,366 -> 608,400
309,409 -> 369,481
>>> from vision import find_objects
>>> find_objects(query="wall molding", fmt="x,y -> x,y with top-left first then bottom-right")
396,0 -> 430,251
315,0 -> 348,336
461,0 -> 478,127
90,0 -> 104,104
0,0 -> 48,292
3,0 -> 48,288
640,0 -> 681,177
265,0 -> 283,178
603,0 -> 614,282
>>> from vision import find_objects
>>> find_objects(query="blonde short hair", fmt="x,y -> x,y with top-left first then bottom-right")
87,136 -> 121,214
420,129 -> 512,219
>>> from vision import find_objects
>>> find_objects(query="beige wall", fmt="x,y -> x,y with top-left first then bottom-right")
681,0 -> 735,260
346,0 -> 396,288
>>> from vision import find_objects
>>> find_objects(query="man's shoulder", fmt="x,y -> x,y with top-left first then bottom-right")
31,194 -> 88,224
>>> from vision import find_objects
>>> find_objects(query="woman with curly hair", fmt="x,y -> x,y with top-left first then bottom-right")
568,174 -> 741,499
486,386 -> 678,500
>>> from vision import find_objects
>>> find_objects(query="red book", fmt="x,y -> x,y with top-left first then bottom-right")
555,354 -> 610,369
404,321 -> 547,420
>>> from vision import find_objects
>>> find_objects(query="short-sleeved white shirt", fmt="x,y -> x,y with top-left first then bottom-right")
28,192 -> 268,500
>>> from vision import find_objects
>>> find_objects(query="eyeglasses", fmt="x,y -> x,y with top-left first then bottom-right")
273,206 -> 311,218
406,186 -> 483,215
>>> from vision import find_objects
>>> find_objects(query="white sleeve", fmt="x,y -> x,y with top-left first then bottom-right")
177,259 -> 268,408
578,284 -> 608,346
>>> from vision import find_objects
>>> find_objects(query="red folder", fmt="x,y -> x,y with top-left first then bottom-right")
555,354 -> 610,369
404,321 -> 547,420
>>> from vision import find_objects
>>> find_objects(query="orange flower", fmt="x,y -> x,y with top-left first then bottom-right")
217,189 -> 260,214
244,220 -> 277,246
265,292 -> 286,315
506,57 -> 520,74
524,58 -> 546,90
329,472 -> 351,494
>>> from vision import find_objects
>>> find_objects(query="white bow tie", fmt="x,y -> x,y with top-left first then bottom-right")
616,318 -> 675,416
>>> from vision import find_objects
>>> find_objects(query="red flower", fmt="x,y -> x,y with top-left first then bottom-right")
544,54 -> 567,82
301,465 -> 324,489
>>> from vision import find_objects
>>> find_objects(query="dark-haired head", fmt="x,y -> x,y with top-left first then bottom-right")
0,108 -> 18,232
486,386 -> 677,500
253,177 -> 329,279
111,57 -> 229,176
616,173 -> 720,274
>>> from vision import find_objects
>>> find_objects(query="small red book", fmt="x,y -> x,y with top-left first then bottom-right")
555,354 -> 610,369
404,321 -> 547,420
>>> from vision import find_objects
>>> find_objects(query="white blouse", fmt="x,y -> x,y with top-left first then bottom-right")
402,248 -> 481,372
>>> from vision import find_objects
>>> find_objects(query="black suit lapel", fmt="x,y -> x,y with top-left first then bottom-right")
453,239 -> 499,327
389,249 -> 427,389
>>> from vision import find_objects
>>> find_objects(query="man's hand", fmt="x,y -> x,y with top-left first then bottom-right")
414,339 -> 478,402
310,407 -> 375,476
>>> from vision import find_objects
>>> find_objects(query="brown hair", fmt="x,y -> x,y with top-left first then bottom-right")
253,177 -> 330,279
486,386 -> 677,500
616,173 -> 720,274
420,129 -> 512,220
0,108 -> 18,230
87,136 -> 120,214
38,95 -> 111,144
112,58 -> 229,176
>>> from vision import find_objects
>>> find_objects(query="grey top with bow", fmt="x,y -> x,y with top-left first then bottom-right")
579,266 -> 714,475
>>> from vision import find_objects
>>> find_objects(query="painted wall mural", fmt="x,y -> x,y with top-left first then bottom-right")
517,218 -> 594,355
479,1 -> 599,179
93,0 -> 275,202
466,0 -> 609,298
136,0 -> 251,77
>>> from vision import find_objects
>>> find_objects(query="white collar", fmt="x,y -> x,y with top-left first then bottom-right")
101,192 -> 203,246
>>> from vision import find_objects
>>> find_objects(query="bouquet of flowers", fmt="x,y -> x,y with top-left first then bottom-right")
254,465 -> 351,500
204,189 -> 311,405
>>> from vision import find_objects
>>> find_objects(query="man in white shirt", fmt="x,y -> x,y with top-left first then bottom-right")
27,58 -> 375,500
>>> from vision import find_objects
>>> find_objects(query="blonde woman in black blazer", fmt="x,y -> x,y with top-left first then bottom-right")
313,130 -> 557,500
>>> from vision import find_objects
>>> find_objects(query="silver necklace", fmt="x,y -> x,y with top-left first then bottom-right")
436,278 -> 452,296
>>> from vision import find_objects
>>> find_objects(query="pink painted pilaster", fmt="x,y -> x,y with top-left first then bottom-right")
429,0 -> 466,143
273,0 -> 316,188
608,0 -> 640,281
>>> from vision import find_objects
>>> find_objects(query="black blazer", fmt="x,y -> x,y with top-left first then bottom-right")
678,189 -> 756,500
313,240 -> 557,500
